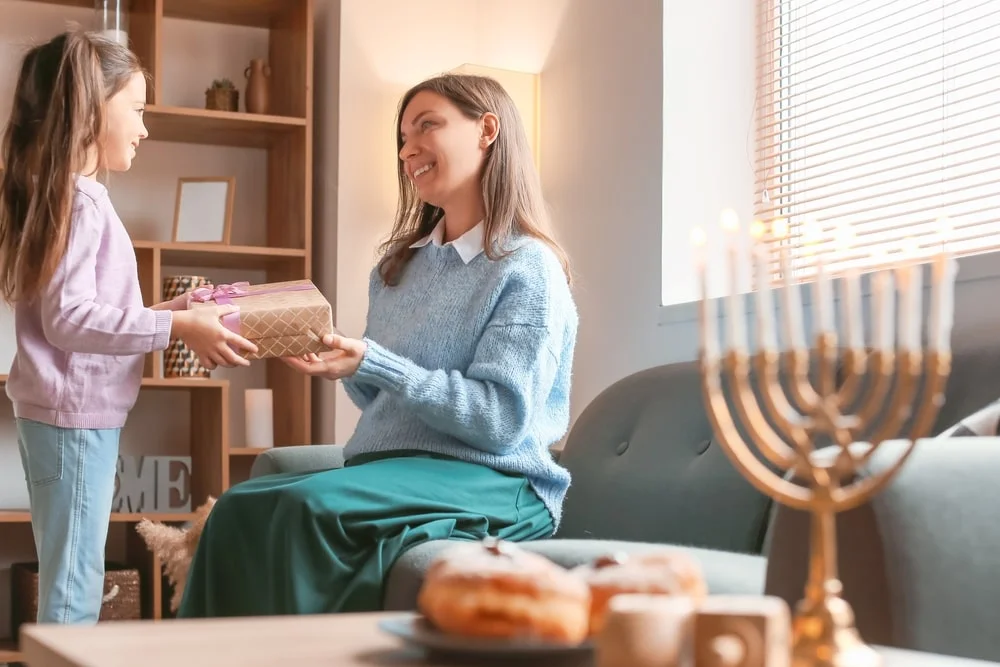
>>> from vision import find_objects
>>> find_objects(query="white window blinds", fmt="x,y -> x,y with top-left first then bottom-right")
755,0 -> 1000,283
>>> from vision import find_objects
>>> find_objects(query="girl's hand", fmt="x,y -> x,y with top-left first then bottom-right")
152,284 -> 213,312
281,334 -> 366,380
171,306 -> 258,369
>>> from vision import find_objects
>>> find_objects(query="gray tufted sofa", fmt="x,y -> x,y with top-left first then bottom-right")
250,343 -> 1000,663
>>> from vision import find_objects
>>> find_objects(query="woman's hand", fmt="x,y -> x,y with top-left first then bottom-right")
281,333 -> 367,380
171,306 -> 258,369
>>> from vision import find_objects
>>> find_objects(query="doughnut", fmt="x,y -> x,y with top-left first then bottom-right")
572,550 -> 708,635
417,537 -> 591,644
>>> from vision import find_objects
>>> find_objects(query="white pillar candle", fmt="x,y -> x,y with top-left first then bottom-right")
773,218 -> 805,349
245,389 -> 274,449
841,269 -> 863,349
691,227 -> 719,362
813,258 -> 833,334
929,219 -> 956,354
721,210 -> 747,353
871,251 -> 895,352
753,241 -> 777,351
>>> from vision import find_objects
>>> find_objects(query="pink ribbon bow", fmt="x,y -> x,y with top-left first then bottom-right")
188,281 -> 315,339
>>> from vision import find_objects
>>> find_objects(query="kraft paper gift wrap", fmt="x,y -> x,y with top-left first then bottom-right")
189,279 -> 334,360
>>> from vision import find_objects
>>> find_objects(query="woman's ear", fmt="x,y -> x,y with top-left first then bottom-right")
480,112 -> 500,148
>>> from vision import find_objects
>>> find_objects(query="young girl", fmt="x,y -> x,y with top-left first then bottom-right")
177,73 -> 578,617
0,30 -> 257,625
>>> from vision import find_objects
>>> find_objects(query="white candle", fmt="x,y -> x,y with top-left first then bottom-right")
908,260 -> 923,350
692,228 -> 718,361
813,258 -> 833,334
245,389 -> 274,449
871,266 -> 895,352
773,218 -> 806,350
834,222 -> 862,349
721,210 -> 747,352
929,254 -> 956,353
750,221 -> 777,351
929,218 -> 956,353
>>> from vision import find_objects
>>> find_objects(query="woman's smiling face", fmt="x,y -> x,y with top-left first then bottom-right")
397,90 -> 488,209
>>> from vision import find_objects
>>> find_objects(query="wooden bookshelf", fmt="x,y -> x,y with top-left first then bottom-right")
0,0 -> 315,656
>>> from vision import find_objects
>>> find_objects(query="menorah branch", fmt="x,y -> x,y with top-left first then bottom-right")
700,355 -> 814,510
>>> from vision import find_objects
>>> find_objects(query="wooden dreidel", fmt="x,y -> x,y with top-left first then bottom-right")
596,594 -> 697,667
693,595 -> 791,667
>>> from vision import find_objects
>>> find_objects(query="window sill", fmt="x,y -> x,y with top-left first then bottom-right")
657,249 -> 1000,328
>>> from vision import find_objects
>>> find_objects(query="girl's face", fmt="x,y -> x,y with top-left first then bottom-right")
398,90 -> 496,209
102,71 -> 148,172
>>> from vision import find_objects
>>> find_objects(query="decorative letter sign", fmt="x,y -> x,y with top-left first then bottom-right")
113,456 -> 192,513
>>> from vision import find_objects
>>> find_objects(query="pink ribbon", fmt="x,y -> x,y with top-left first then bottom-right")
189,281 -> 316,337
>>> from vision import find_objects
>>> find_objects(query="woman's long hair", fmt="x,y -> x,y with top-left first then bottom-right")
0,30 -> 144,304
377,73 -> 571,286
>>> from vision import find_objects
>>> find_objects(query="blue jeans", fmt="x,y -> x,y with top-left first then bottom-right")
16,418 -> 120,624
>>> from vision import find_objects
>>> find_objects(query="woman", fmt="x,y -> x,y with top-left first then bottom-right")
177,73 -> 579,617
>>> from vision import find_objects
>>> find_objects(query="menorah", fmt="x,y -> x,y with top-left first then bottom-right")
692,213 -> 957,667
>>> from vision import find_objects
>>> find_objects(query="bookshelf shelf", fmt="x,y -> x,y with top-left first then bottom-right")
144,104 -> 306,149
133,240 -> 307,270
30,0 -> 295,28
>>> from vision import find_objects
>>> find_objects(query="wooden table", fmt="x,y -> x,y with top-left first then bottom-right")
18,612 -> 998,667
18,612 -> 590,667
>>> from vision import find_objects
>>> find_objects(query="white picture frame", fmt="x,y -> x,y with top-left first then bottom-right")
172,176 -> 234,244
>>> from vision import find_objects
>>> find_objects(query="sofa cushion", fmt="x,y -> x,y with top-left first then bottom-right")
555,362 -> 773,554
383,538 -> 766,611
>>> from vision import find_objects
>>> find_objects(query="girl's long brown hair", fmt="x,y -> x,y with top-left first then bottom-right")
0,30 -> 143,305
377,73 -> 571,286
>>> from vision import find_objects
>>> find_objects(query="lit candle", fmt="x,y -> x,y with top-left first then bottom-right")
804,219 -> 833,335
836,222 -> 863,349
898,237 -> 922,351
750,219 -> 777,351
773,217 -> 805,349
871,249 -> 895,352
691,227 -> 718,361
929,217 -> 956,353
721,209 -> 747,352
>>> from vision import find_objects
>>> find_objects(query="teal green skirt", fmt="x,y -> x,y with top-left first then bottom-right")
175,452 -> 554,617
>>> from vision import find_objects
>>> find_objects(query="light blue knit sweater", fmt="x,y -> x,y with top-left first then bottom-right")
341,234 -> 578,529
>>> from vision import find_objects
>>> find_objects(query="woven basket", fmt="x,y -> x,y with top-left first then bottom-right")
10,561 -> 141,634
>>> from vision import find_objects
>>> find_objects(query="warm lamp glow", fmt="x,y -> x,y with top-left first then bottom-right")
453,63 -> 541,167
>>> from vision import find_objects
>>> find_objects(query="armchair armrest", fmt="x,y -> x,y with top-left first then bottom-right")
764,436 -> 1000,662
249,444 -> 345,479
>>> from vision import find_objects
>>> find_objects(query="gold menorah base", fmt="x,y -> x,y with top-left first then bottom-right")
790,583 -> 881,667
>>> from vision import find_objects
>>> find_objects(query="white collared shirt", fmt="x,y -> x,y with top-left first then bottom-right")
409,219 -> 485,264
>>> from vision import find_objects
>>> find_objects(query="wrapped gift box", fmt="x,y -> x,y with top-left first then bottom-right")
189,279 -> 334,360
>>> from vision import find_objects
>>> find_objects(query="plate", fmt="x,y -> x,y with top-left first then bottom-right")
378,613 -> 594,658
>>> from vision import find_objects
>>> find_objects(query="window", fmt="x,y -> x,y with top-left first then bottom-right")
756,0 -> 1000,283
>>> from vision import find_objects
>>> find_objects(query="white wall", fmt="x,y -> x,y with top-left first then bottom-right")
318,0 -> 755,443
323,0 -> 571,444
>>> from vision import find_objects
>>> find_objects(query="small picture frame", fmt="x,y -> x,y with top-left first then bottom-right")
172,176 -> 234,244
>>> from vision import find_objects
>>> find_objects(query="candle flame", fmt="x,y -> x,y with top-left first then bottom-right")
772,217 -> 789,239
936,216 -> 953,250
835,221 -> 856,253
690,227 -> 707,247
749,219 -> 766,240
720,208 -> 740,233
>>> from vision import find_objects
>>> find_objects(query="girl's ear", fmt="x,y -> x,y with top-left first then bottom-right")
480,112 -> 500,148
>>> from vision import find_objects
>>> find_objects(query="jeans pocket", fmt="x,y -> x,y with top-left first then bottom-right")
18,420 -> 65,487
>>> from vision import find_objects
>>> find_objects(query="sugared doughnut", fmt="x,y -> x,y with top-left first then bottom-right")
572,550 -> 708,635
417,537 -> 591,644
